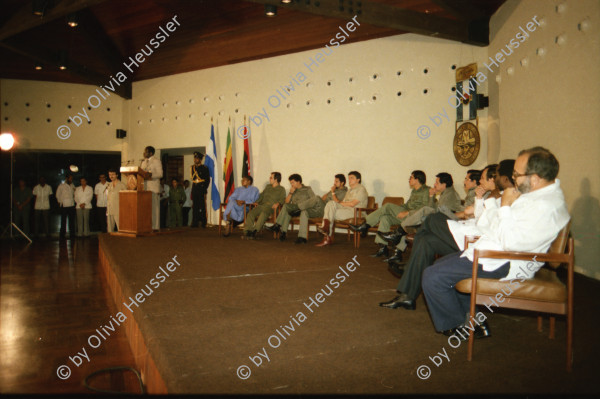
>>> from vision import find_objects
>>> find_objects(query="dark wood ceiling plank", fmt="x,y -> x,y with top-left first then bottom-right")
0,38 -> 131,98
77,9 -> 123,73
430,0 -> 487,21
0,0 -> 109,41
244,0 -> 486,45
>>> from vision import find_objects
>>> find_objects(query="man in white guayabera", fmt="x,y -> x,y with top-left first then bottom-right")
421,147 -> 570,340
140,146 -> 163,231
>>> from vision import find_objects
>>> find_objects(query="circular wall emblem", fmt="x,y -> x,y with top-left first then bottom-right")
453,122 -> 480,166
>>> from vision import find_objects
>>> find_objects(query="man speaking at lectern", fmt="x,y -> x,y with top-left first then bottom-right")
140,146 -> 163,231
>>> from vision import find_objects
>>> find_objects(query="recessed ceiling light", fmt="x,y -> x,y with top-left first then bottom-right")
265,5 -> 277,16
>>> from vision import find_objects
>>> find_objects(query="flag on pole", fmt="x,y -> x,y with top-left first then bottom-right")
242,116 -> 251,177
205,124 -> 221,211
223,125 -> 235,202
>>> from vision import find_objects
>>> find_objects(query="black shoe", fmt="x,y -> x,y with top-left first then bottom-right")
383,249 -> 403,263
265,223 -> 281,233
379,293 -> 415,310
289,210 -> 301,217
349,223 -> 370,237
279,232 -> 287,242
442,321 -> 491,340
223,221 -> 232,237
370,245 -> 389,258
377,228 -> 406,246
243,230 -> 257,240
295,237 -> 307,244
387,262 -> 404,278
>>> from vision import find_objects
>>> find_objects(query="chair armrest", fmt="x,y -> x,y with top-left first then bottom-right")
474,247 -> 570,264
464,235 -> 480,249
356,207 -> 377,213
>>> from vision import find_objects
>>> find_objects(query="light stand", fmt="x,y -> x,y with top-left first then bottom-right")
0,133 -> 32,243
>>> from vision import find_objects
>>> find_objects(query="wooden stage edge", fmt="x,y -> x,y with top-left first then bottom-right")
109,228 -> 187,238
98,245 -> 168,394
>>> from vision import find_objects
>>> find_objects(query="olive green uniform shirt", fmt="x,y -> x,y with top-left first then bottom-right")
257,184 -> 286,207
399,185 -> 431,213
324,186 -> 348,202
428,185 -> 463,212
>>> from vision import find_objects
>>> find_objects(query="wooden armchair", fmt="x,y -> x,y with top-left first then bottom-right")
218,202 -> 251,236
356,196 -> 404,248
455,222 -> 574,371
334,196 -> 377,248
218,203 -> 280,238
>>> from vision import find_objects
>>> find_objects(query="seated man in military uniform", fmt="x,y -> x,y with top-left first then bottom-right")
243,172 -> 286,240
266,174 -> 324,244
350,170 -> 430,258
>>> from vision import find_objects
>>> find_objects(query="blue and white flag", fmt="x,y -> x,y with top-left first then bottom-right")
456,79 -> 478,122
205,124 -> 221,210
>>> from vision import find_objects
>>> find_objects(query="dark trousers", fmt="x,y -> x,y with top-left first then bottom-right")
96,207 -> 107,232
422,252 -> 510,331
14,206 -> 31,236
60,206 -> 76,238
182,207 -> 191,227
160,199 -> 168,228
35,210 -> 49,236
396,212 -> 459,300
191,185 -> 207,227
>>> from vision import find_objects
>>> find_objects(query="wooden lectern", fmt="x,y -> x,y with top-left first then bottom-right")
117,166 -> 152,237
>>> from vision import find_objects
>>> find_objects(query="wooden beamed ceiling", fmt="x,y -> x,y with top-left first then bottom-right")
0,0 -> 506,99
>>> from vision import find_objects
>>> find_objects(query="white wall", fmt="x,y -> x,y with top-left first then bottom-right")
0,79 -> 127,154
489,0 -> 600,279
129,33 -> 488,210
4,2 -> 596,278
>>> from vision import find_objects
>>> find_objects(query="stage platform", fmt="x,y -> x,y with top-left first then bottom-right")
98,227 -> 600,394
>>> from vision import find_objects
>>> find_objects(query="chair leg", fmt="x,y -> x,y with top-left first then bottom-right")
549,316 -> 556,339
218,208 -> 223,236
537,315 -> 543,332
567,310 -> 573,372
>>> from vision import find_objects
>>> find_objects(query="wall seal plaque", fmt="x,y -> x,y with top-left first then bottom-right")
453,122 -> 480,166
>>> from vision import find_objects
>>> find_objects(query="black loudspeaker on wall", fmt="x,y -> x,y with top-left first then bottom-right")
116,129 -> 127,139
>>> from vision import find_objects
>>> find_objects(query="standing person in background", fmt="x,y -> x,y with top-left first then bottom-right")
107,169 -> 127,232
160,178 -> 170,228
13,179 -> 33,237
74,177 -> 93,237
33,177 -> 52,238
140,146 -> 163,231
168,178 -> 186,228
56,174 -> 76,239
94,173 -> 109,232
191,151 -> 210,228
182,180 -> 192,227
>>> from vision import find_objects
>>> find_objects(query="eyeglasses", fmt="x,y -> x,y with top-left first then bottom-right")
512,170 -> 533,179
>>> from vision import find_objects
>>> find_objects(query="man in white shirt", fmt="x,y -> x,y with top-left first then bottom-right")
182,180 -> 192,227
94,173 -> 109,232
422,147 -> 570,338
140,146 -> 163,231
75,177 -> 94,237
107,169 -> 127,232
33,176 -> 53,238
56,174 -> 76,239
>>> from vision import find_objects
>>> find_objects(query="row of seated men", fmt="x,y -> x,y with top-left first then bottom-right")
221,167 -> 478,251
223,146 -> 570,340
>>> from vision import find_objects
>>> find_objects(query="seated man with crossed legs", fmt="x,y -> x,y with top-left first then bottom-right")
316,171 -> 368,247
